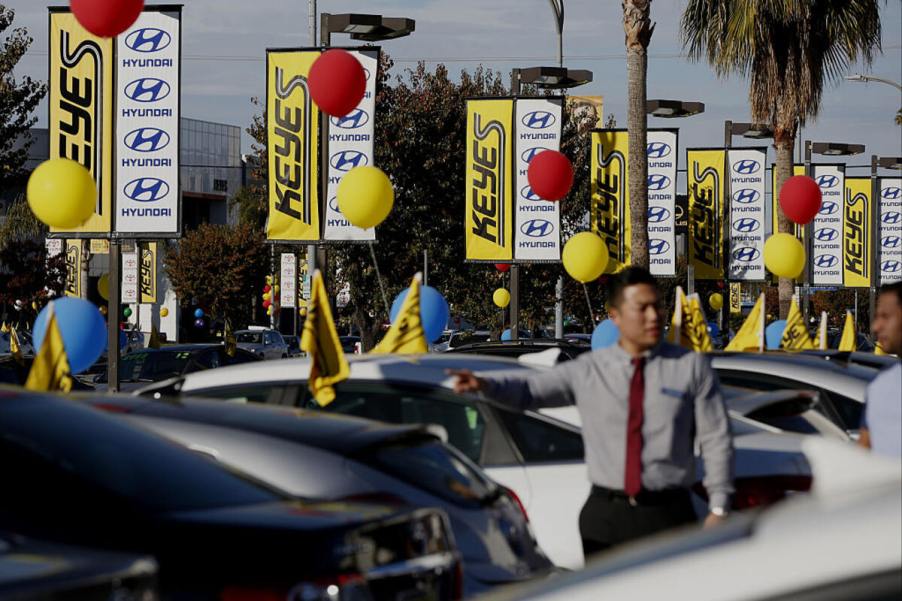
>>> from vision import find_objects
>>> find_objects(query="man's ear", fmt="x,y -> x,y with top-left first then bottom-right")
608,306 -> 621,327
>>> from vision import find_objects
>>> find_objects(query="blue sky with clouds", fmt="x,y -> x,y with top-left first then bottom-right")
8,0 -> 902,177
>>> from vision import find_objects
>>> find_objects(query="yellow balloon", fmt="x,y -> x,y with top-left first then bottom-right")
764,233 -> 806,278
709,292 -> 724,311
562,232 -> 609,283
299,307 -> 308,317
160,307 -> 169,317
263,292 -> 272,301
337,166 -> 394,229
274,285 -> 280,295
27,158 -> 96,228
493,288 -> 511,308
98,274 -> 110,301
99,305 -> 108,316
31,301 -> 38,311
265,275 -> 273,285
266,305 -> 274,316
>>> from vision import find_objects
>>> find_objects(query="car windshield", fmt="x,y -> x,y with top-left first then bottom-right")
449,333 -> 490,348
119,350 -> 193,382
237,332 -> 263,344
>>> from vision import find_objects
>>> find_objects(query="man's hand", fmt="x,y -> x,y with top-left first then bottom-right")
446,369 -> 485,394
703,512 -> 727,529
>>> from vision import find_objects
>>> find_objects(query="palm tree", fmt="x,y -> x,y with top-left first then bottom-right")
681,0 -> 881,317
623,0 -> 654,269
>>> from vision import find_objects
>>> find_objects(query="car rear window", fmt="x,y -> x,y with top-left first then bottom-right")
119,351 -> 192,382
496,409 -> 585,462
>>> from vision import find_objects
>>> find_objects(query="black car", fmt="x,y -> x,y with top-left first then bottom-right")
448,340 -> 591,363
0,389 -> 461,600
0,531 -> 159,600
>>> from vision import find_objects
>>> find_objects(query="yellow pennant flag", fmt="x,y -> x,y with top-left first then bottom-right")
666,287 -> 687,346
685,293 -> 713,352
9,325 -> 24,365
725,293 -> 765,352
25,304 -> 74,393
817,311 -> 829,351
838,311 -> 857,352
781,298 -> 815,351
223,319 -> 236,357
0,322 -> 9,333
372,274 -> 428,355
300,271 -> 349,406
875,343 -> 888,356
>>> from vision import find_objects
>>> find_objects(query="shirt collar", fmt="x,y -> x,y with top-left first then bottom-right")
611,341 -> 663,364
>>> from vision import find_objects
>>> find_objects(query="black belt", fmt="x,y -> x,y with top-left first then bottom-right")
591,485 -> 690,507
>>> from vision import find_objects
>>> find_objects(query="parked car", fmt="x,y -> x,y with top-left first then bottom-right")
0,330 -> 35,356
802,349 -> 899,371
0,355 -> 94,389
235,328 -> 289,359
0,388 -> 462,600
723,387 -> 850,440
480,440 -> 902,601
83,395 -> 554,597
448,340 -> 591,364
138,354 -> 815,570
93,344 -> 260,392
282,334 -> 303,357
0,531 -> 159,600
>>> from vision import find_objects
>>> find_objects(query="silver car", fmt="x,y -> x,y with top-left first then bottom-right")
234,328 -> 289,360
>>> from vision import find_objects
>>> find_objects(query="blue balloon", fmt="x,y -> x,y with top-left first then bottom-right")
591,319 -> 620,350
390,285 -> 450,343
765,320 -> 787,350
501,328 -> 512,341
194,308 -> 204,319
707,321 -> 721,338
33,297 -> 107,374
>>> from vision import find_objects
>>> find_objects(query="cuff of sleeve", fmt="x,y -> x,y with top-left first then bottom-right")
708,493 -> 731,512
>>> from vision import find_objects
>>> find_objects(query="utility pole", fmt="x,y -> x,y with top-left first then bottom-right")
550,0 -> 565,340
306,0 -> 318,298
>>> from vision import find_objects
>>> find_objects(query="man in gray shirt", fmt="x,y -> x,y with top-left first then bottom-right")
451,267 -> 734,557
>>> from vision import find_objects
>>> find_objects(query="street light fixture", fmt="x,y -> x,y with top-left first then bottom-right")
727,121 -> 774,140
845,73 -> 902,92
321,13 -> 415,44
810,142 -> 866,157
647,99 -> 705,119
877,156 -> 902,170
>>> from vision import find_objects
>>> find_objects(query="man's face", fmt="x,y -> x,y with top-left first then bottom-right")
872,292 -> 902,355
610,283 -> 664,349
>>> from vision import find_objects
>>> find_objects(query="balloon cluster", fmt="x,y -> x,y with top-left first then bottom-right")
765,175 -> 822,279
262,275 -> 280,317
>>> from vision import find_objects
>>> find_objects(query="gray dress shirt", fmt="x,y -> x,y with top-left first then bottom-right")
481,341 -> 735,510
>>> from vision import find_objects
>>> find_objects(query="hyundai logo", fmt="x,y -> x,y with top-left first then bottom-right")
124,127 -> 170,152
732,247 -> 761,263
330,109 -> 369,129
732,188 -> 760,204
882,186 -> 902,200
648,239 -> 670,255
125,28 -> 172,53
521,111 -> 556,130
647,174 -> 671,190
521,147 -> 550,164
330,150 -> 368,172
882,260 -> 902,273
814,228 -> 839,242
733,159 -> 760,175
647,206 -> 671,223
883,211 -> 902,225
814,255 -> 839,268
733,218 -> 760,233
816,174 -> 839,189
520,185 -> 542,201
328,197 -> 340,212
124,78 -> 171,103
882,236 -> 901,249
819,201 -> 839,216
521,219 -> 554,238
124,177 -> 169,203
646,142 -> 671,159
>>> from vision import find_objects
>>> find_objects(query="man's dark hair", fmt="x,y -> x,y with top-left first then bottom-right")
606,267 -> 658,308
878,281 -> 902,306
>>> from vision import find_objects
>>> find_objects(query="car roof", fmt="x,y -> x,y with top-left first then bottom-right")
725,388 -> 818,417
128,344 -> 223,353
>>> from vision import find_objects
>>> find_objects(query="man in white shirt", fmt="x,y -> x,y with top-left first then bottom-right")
859,281 -> 902,458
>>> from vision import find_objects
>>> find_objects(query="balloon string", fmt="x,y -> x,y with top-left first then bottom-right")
368,241 -> 391,321
583,283 -> 594,328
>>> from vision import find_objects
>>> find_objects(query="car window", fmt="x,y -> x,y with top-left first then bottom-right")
120,351 -> 192,382
187,349 -> 220,372
192,383 -> 291,405
495,409 -> 585,462
237,332 -> 262,344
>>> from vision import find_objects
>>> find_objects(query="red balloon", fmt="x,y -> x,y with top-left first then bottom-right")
70,0 -> 144,38
779,175 -> 822,225
495,263 -> 511,273
263,284 -> 272,293
308,49 -> 366,117
527,150 -> 574,201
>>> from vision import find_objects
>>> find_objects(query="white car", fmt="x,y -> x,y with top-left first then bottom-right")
139,354 -> 814,570
480,440 -> 902,601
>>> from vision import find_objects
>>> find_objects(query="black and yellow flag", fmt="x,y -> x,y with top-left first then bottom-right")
9,325 -> 24,365
667,288 -> 712,352
838,311 -> 857,352
725,293 -> 765,352
224,318 -> 236,357
372,274 -> 428,355
25,305 -> 74,393
781,298 -> 815,351
300,271 -> 349,406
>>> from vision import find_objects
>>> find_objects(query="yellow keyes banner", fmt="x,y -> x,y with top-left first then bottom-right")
843,177 -> 872,288
65,239 -> 82,298
729,282 -> 741,315
687,149 -> 725,279
591,130 -> 630,272
465,98 -> 514,261
771,164 -> 806,239
266,50 -> 321,242
140,242 -> 157,303
49,10 -> 113,235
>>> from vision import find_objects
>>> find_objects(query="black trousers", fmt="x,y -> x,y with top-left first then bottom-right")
579,485 -> 698,558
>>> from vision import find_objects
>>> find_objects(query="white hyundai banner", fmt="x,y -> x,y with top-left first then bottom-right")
647,129 -> 678,276
812,164 -> 845,285
115,9 -> 181,234
514,97 -> 563,262
727,148 -> 766,281
323,49 -> 378,241
121,251 -> 139,304
878,177 -> 902,284
280,253 -> 297,308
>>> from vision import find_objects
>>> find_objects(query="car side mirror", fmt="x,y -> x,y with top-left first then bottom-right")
424,423 -> 448,443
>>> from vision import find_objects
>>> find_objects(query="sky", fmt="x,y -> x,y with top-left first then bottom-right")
7,0 -> 902,179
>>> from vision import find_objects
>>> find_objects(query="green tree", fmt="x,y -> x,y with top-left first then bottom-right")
681,0 -> 881,317
0,240 -> 65,326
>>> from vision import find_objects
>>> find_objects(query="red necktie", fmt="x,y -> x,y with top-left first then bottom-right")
624,356 -> 645,497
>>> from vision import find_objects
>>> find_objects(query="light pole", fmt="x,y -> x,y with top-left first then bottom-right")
547,0 -> 564,67
845,74 -> 902,92
510,66 -> 592,341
